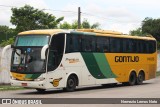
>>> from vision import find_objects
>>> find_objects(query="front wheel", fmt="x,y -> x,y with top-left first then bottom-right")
64,76 -> 77,92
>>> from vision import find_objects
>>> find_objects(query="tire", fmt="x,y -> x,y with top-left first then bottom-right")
64,76 -> 77,92
136,72 -> 145,85
128,72 -> 137,86
36,89 -> 46,93
123,72 -> 136,86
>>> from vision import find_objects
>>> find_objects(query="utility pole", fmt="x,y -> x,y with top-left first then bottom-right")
78,7 -> 81,29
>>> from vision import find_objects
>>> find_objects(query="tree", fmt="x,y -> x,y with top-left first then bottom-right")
82,19 -> 90,28
82,19 -> 100,29
11,5 -> 64,32
59,19 -> 100,29
0,37 -> 14,47
59,22 -> 72,29
129,28 -> 143,36
129,17 -> 160,49
142,17 -> 160,41
0,25 -> 17,44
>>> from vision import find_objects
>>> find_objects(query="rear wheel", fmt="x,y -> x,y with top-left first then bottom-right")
64,76 -> 77,92
128,72 -> 137,86
123,72 -> 136,86
136,72 -> 145,85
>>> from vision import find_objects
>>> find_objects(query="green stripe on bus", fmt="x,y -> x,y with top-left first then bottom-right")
93,53 -> 117,78
25,74 -> 33,78
30,74 -> 41,79
81,53 -> 105,79
25,74 -> 41,79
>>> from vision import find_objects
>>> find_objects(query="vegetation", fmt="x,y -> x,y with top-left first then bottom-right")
130,17 -> 160,49
11,5 -> 64,32
129,28 -> 143,36
0,38 -> 14,47
0,5 -> 100,47
0,25 -> 17,45
156,72 -> 160,77
0,85 -> 26,91
60,19 -> 100,29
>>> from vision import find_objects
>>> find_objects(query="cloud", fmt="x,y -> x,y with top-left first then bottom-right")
59,2 -> 142,33
0,0 -> 159,34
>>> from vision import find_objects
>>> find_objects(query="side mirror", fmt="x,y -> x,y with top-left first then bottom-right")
41,44 -> 49,60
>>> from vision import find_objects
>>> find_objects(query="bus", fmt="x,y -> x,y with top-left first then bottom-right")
4,29 -> 157,92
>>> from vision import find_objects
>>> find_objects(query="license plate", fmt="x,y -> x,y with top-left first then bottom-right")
21,83 -> 27,86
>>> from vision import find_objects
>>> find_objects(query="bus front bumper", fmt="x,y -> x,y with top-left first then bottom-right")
10,79 -> 46,89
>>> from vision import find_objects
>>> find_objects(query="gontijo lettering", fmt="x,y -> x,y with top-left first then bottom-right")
115,56 -> 139,62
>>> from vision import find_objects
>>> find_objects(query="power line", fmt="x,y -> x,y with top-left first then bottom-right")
0,5 -> 17,8
0,4 -> 123,23
43,9 -> 77,14
81,12 -> 121,22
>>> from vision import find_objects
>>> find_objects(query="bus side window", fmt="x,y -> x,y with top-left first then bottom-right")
123,39 -> 133,53
150,41 -> 156,53
110,38 -> 122,53
142,40 -> 147,53
96,37 -> 103,52
132,40 -> 138,53
103,37 -> 110,52
82,35 -> 95,52
66,34 -> 82,53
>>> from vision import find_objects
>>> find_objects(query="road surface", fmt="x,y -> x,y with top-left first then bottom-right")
0,77 -> 160,107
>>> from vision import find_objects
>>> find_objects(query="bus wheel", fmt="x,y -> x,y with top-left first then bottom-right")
36,89 -> 46,93
128,72 -> 136,86
123,72 -> 136,86
136,72 -> 145,85
64,75 -> 77,92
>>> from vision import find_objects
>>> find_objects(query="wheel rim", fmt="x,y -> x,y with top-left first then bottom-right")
138,72 -> 144,82
68,79 -> 75,87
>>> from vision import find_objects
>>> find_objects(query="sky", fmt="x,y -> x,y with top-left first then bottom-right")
0,0 -> 160,34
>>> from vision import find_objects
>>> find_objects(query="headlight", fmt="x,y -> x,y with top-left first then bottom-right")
10,76 -> 16,80
34,77 -> 45,81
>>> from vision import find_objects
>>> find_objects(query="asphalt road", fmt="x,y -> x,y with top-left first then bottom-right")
1,77 -> 160,98
0,77 -> 160,107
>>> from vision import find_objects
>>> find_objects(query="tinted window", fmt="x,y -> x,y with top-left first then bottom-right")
110,38 -> 122,53
66,34 -> 82,53
96,37 -> 109,52
82,35 -> 95,52
65,33 -> 156,54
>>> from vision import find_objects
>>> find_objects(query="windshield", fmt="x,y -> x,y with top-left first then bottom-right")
11,35 -> 50,73
11,47 -> 45,73
16,35 -> 50,46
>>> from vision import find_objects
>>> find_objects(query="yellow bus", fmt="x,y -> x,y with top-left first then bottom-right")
5,29 -> 157,92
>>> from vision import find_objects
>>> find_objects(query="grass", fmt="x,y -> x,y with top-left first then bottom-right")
0,85 -> 26,91
156,71 -> 160,77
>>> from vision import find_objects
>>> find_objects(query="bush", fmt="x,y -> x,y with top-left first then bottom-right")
0,38 -> 14,47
